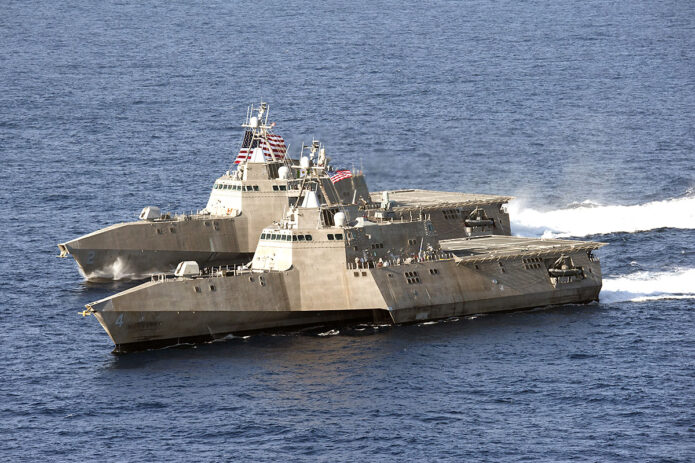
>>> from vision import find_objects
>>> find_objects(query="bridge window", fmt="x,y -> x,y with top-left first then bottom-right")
335,234 -> 343,240
273,185 -> 279,191
261,233 -> 267,240
279,185 -> 287,191
298,235 -> 305,241
305,235 -> 313,241
253,185 -> 259,191
328,234 -> 334,240
292,235 -> 298,241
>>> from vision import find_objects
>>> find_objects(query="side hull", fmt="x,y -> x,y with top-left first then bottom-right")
386,286 -> 600,324
95,309 -> 376,354
67,248 -> 252,281
61,216 -> 250,279
365,249 -> 602,324
402,203 -> 512,239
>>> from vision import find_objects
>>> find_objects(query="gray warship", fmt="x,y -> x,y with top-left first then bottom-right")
84,174 -> 605,353
59,103 -> 512,280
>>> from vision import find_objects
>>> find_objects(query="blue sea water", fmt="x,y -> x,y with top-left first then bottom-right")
1,0 -> 694,461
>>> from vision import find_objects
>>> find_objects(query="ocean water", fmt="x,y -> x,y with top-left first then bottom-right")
1,0 -> 694,461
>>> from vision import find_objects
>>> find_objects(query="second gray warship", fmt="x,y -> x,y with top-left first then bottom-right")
59,103 -> 512,280
83,173 -> 605,353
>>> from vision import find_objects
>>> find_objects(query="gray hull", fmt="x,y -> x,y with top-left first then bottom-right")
86,235 -> 603,353
94,284 -> 599,354
385,285 -> 600,324
59,215 -> 250,280
95,309 -> 378,353
62,246 -> 252,281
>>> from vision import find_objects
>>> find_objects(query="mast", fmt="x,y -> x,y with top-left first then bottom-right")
237,102 -> 284,168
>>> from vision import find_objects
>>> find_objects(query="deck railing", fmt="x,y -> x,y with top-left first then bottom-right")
346,251 -> 455,270
150,264 -> 256,283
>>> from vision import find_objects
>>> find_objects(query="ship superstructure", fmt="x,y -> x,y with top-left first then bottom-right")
58,104 -> 371,280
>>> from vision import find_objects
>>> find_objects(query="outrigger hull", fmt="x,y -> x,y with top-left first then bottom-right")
62,247 -> 252,281
59,215 -> 251,280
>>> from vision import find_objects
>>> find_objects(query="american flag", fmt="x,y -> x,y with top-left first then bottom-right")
234,131 -> 287,164
329,169 -> 353,184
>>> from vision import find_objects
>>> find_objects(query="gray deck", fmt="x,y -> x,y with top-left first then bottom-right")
372,189 -> 513,210
441,235 -> 606,263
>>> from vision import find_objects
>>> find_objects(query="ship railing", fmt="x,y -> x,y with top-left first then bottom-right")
204,264 -> 253,278
346,251 -> 455,270
172,209 -> 208,220
149,209 -> 210,222
150,264 -> 254,282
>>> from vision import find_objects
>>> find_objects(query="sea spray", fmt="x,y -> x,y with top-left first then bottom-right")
600,268 -> 695,303
509,195 -> 695,238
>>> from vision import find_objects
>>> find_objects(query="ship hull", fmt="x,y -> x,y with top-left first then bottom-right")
95,309 -> 377,353
95,284 -> 600,353
63,246 -> 252,281
385,285 -> 600,324
87,235 -> 604,353
59,215 -> 251,280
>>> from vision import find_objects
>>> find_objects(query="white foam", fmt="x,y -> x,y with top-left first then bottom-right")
509,195 -> 695,238
84,257 -> 154,281
600,268 -> 695,303
317,329 -> 339,336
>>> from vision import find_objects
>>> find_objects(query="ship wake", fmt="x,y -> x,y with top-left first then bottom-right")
509,194 -> 695,238
600,268 -> 695,303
